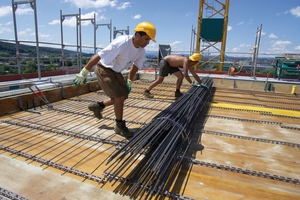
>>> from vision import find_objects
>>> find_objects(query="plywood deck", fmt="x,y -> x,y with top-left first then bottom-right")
0,79 -> 299,200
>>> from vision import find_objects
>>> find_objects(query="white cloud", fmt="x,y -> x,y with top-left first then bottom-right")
61,17 -> 77,27
81,12 -> 97,26
64,0 -> 117,9
49,20 -> 60,25
269,33 -> 278,38
227,26 -> 232,31
98,14 -> 107,21
50,12 -> 99,27
295,46 -> 300,50
272,40 -> 292,47
133,14 -> 141,19
290,6 -> 300,17
186,12 -> 192,16
117,2 -> 131,10
40,34 -> 51,39
237,21 -> 244,25
18,28 -> 32,36
169,41 -> 182,47
248,18 -> 253,24
145,43 -> 157,51
16,5 -> 33,15
6,21 -> 12,25
0,26 -> 12,34
276,10 -> 289,16
260,31 -> 266,36
0,6 -> 11,17
269,40 -> 292,52
239,44 -> 245,47
232,47 -> 240,52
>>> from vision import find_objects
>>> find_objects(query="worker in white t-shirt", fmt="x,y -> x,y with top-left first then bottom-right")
73,22 -> 156,139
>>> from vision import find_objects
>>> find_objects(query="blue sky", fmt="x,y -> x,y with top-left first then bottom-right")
0,0 -> 299,57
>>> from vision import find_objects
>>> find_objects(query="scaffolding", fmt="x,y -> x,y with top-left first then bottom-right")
12,0 -> 40,76
5,0 -> 113,79
194,0 -> 230,71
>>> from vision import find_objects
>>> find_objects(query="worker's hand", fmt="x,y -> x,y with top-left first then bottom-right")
73,68 -> 89,86
191,82 -> 209,90
200,83 -> 209,90
127,79 -> 132,94
191,82 -> 201,87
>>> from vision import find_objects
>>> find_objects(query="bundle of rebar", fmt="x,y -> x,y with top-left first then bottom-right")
103,77 -> 213,199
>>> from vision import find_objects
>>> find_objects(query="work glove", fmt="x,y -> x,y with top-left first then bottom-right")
127,79 -> 132,94
191,82 -> 209,90
73,68 -> 89,86
200,83 -> 209,90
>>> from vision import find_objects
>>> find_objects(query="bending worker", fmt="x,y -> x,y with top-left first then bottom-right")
143,53 -> 208,98
73,22 -> 156,139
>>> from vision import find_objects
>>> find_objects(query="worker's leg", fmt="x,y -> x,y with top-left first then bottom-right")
172,71 -> 184,97
113,96 -> 125,121
144,59 -> 169,98
172,71 -> 183,90
143,76 -> 164,98
113,95 -> 133,139
103,98 -> 114,106
91,65 -> 126,120
147,76 -> 164,91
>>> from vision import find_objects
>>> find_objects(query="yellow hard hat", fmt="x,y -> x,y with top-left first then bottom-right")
189,53 -> 201,62
134,22 -> 156,42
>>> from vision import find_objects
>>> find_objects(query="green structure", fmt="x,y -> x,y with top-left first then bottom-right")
195,0 -> 230,71
274,57 -> 300,80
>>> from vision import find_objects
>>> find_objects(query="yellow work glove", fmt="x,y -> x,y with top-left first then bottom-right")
73,68 -> 89,86
127,79 -> 132,94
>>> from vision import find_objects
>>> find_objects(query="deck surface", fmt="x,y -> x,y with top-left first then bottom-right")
0,79 -> 299,200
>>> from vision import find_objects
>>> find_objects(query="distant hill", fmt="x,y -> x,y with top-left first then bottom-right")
1,41 -> 275,61
0,41 -> 94,58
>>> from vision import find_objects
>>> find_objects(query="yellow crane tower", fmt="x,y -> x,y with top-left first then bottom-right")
195,0 -> 230,71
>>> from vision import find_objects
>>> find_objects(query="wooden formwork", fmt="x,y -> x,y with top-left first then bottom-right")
0,77 -> 299,200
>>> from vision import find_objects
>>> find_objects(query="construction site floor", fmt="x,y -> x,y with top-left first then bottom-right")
0,79 -> 299,200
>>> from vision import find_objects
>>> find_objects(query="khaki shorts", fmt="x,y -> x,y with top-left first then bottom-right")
95,64 -> 128,99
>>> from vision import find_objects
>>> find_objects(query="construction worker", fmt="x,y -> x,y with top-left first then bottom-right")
73,22 -> 156,139
143,53 -> 208,98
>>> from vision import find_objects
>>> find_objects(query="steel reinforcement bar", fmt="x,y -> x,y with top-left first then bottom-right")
201,130 -> 300,148
102,77 -> 213,200
185,158 -> 300,184
0,187 -> 29,200
0,145 -> 104,183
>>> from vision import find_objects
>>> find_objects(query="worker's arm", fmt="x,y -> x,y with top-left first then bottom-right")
85,54 -> 101,70
73,54 -> 101,86
183,58 -> 193,84
127,64 -> 139,94
188,66 -> 202,84
188,64 -> 209,90
129,64 -> 138,80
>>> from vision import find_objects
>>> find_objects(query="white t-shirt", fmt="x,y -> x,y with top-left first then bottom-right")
98,35 -> 145,72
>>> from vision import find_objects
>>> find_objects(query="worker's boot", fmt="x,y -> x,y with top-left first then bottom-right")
88,103 -> 104,119
114,121 -> 133,139
143,90 -> 154,98
175,91 -> 184,98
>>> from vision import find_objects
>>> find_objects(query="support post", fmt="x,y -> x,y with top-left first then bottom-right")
12,0 -> 41,78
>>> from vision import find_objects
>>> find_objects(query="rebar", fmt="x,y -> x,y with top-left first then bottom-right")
103,77 -> 213,199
